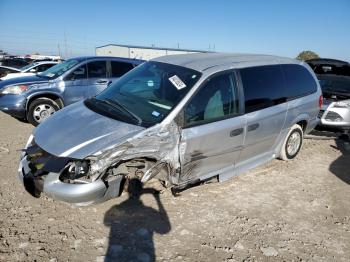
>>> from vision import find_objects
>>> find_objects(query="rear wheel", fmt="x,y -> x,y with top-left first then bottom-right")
279,124 -> 303,160
27,98 -> 60,126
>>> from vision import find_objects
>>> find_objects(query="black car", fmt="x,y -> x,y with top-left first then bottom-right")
0,65 -> 20,78
0,58 -> 29,69
307,58 -> 350,131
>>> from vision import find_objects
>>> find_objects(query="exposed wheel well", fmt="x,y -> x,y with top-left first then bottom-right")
296,120 -> 307,133
26,94 -> 64,111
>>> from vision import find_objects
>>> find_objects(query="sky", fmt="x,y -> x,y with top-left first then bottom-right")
0,0 -> 349,61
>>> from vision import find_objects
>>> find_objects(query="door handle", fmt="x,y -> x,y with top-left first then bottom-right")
230,128 -> 243,137
96,79 -> 109,84
247,123 -> 259,132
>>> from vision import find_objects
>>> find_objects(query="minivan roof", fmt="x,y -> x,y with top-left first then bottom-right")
152,52 -> 299,72
70,56 -> 144,63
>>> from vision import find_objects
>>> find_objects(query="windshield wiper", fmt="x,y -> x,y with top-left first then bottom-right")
102,98 -> 142,125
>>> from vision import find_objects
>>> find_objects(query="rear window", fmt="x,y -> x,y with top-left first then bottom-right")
240,65 -> 286,113
87,61 -> 107,78
282,64 -> 317,99
311,64 -> 350,77
111,61 -> 134,77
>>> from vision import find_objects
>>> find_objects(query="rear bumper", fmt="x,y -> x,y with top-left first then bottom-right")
18,156 -> 123,206
0,94 -> 27,119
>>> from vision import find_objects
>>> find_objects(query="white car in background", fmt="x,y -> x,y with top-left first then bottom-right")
1,61 -> 59,80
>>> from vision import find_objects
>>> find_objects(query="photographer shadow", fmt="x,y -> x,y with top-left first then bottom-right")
104,179 -> 171,261
329,134 -> 350,184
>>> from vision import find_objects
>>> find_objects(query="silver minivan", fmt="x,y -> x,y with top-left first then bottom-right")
18,53 -> 322,205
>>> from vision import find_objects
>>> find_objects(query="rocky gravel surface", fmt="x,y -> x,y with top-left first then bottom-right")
0,111 -> 349,261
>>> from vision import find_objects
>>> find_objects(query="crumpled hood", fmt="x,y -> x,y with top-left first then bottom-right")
33,101 -> 145,159
0,75 -> 49,90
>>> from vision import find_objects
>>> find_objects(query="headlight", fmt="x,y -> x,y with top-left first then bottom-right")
333,100 -> 350,108
62,161 -> 90,180
1,85 -> 29,95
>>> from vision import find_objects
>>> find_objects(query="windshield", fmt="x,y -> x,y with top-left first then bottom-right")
20,63 -> 38,72
38,59 -> 80,79
85,61 -> 201,127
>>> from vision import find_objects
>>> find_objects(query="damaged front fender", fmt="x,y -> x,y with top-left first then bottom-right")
88,121 -> 183,185
18,121 -> 186,205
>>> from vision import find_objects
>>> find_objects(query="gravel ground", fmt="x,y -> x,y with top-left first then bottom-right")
0,111 -> 349,262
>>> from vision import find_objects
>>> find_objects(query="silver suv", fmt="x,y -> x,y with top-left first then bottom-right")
307,58 -> 350,132
18,53 -> 322,205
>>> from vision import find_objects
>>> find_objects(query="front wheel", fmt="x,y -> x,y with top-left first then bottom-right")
27,98 -> 60,126
279,124 -> 303,160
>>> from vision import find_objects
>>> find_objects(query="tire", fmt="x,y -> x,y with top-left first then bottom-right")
27,98 -> 60,126
279,124 -> 304,161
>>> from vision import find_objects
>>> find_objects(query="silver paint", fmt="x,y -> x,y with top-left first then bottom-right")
18,53 -> 322,205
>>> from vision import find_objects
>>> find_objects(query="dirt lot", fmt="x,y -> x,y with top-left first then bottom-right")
0,111 -> 349,262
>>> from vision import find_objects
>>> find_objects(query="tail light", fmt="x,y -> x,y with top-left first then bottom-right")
319,95 -> 323,108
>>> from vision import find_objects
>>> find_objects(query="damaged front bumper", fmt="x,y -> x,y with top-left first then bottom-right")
17,141 -> 124,206
17,122 -> 185,205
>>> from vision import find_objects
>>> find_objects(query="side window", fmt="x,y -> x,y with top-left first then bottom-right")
37,64 -> 51,72
87,61 -> 107,78
282,64 -> 317,99
185,73 -> 239,126
65,64 -> 87,81
111,61 -> 134,77
240,65 -> 285,114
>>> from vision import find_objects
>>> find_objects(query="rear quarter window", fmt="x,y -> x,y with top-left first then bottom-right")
240,65 -> 286,113
282,64 -> 317,99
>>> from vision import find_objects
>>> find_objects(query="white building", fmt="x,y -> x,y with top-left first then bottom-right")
95,44 -> 209,60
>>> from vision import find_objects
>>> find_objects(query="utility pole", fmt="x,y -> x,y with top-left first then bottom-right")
64,32 -> 68,58
57,43 -> 61,58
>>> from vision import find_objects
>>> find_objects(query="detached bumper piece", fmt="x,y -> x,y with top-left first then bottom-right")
18,142 -> 123,205
23,171 -> 44,198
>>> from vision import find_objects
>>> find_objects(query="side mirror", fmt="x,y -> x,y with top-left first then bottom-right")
73,67 -> 85,76
29,68 -> 37,73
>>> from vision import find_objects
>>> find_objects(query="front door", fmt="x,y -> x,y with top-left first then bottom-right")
62,63 -> 89,105
86,60 -> 109,97
179,72 -> 245,184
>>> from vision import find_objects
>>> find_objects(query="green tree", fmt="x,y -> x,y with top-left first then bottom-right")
296,50 -> 320,61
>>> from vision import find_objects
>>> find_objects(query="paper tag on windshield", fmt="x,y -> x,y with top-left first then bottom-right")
169,75 -> 186,90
